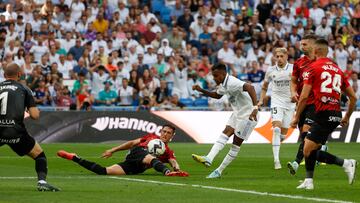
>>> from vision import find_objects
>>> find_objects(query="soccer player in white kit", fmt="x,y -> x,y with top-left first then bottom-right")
258,48 -> 295,170
191,63 -> 259,178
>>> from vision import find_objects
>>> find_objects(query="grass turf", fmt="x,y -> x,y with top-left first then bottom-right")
0,143 -> 359,203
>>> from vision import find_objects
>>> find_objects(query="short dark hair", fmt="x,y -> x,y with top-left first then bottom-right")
303,34 -> 317,41
163,124 -> 176,134
315,38 -> 328,46
4,63 -> 20,77
211,63 -> 227,72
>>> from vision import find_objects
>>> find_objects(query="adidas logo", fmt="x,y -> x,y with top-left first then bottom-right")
91,117 -> 162,134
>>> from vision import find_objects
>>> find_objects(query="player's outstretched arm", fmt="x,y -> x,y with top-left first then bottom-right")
258,81 -> 269,107
290,76 -> 299,103
102,138 -> 141,158
168,158 -> 180,171
28,107 -> 40,120
243,83 -> 258,121
192,85 -> 222,99
341,86 -> 357,127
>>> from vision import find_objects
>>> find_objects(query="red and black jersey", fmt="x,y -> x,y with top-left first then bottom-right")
303,57 -> 350,112
137,134 -> 176,163
293,55 -> 316,104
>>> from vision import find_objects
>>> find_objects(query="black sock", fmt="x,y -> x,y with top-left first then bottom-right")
316,150 -> 344,166
295,132 -> 307,164
76,158 -> 107,175
151,158 -> 170,175
34,152 -> 47,181
305,150 -> 317,178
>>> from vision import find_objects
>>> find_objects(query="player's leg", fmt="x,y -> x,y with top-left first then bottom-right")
271,107 -> 285,169
142,154 -> 171,175
296,137 -> 319,190
207,119 -> 257,178
287,106 -> 311,175
26,142 -> 60,192
106,164 -> 126,175
192,114 -> 235,167
57,150 -> 107,175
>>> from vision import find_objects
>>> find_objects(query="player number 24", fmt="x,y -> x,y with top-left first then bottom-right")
320,72 -> 341,94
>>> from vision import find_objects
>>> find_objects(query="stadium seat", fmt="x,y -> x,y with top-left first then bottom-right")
179,98 -> 194,107
194,98 -> 208,107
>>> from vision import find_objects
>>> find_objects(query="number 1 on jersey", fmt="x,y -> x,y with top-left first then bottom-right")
0,92 -> 8,115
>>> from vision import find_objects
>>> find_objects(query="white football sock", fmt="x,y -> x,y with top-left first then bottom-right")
217,144 -> 240,174
206,133 -> 229,162
272,127 -> 281,162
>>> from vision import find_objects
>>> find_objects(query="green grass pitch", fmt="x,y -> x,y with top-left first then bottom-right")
0,143 -> 359,203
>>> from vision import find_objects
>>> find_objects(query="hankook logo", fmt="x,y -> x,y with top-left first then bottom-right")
91,117 -> 163,135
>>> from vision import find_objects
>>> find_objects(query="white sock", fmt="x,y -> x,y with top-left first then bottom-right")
216,144 -> 240,174
272,127 -> 281,162
342,159 -> 350,168
38,180 -> 47,184
206,133 -> 229,162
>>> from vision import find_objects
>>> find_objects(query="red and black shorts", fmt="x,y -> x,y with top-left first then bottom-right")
307,110 -> 342,145
0,130 -> 36,156
118,146 -> 149,175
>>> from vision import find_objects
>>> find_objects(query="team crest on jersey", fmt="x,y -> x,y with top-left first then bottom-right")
302,71 -> 310,79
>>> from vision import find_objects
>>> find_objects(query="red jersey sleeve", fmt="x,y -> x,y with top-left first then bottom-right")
292,59 -> 300,78
341,72 -> 350,91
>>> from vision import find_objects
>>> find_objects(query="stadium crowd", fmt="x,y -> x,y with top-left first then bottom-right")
0,0 -> 359,110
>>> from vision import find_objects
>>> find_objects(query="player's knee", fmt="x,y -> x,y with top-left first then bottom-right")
34,151 -> 46,160
223,126 -> 234,136
143,154 -> 156,165
303,147 -> 313,158
273,127 -> 281,135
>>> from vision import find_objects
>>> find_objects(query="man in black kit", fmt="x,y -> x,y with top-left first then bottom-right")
0,63 -> 59,192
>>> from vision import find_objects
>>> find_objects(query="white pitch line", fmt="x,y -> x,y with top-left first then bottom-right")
0,176 -> 354,203
109,176 -> 353,203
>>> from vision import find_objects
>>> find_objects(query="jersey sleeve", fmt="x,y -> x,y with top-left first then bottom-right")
341,72 -> 351,91
160,147 -> 176,162
264,68 -> 272,83
231,78 -> 246,93
292,60 -> 300,78
216,86 -> 225,95
24,86 -> 36,109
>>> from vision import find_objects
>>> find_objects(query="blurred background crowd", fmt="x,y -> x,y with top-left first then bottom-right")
0,0 -> 359,110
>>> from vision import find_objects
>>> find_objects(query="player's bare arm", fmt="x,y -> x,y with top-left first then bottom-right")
102,138 -> 141,158
243,83 -> 258,121
290,84 -> 312,128
341,86 -> 357,127
28,107 -> 40,120
192,84 -> 223,99
257,81 -> 269,107
290,76 -> 298,103
168,158 -> 180,171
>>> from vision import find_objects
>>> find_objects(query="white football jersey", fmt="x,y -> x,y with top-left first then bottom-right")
264,63 -> 295,110
216,74 -> 253,120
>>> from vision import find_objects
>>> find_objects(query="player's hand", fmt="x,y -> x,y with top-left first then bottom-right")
340,117 -> 350,127
290,117 -> 299,128
101,150 -> 113,158
192,85 -> 202,92
249,109 -> 258,121
290,94 -> 299,103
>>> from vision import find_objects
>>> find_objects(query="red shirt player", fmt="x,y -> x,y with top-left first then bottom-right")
290,39 -> 357,190
291,35 -> 318,132
58,124 -> 188,177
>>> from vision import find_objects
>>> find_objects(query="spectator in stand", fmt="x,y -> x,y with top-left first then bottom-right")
34,79 -> 51,106
97,81 -> 117,106
118,78 -> 135,106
